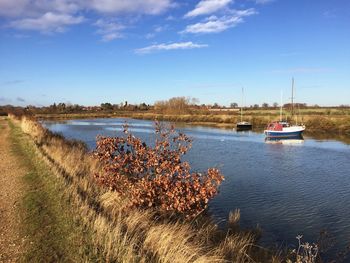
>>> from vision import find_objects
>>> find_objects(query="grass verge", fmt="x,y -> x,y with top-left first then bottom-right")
8,120 -> 96,262
9,114 -> 283,262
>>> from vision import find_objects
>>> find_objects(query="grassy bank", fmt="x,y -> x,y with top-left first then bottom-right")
8,119 -> 96,262
35,107 -> 350,136
10,114 -> 284,262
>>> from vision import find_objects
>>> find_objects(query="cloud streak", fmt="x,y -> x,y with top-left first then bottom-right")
135,42 -> 208,54
182,8 -> 257,34
89,0 -> 175,15
94,19 -> 125,42
185,0 -> 232,18
9,12 -> 84,33
255,0 -> 275,4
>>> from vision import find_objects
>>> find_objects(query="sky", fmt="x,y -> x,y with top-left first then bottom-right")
0,0 -> 349,107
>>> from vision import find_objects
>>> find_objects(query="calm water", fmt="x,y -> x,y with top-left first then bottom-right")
43,118 -> 350,252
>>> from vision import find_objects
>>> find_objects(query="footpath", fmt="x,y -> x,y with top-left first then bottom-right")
0,117 -> 25,262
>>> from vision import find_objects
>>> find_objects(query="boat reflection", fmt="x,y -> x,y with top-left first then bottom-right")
265,135 -> 304,145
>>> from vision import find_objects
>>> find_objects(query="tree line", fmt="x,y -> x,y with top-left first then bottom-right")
1,98 -> 349,116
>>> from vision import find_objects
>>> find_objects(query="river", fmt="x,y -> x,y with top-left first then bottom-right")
43,118 -> 350,254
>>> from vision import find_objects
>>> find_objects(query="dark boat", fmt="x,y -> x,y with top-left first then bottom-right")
236,121 -> 253,131
236,88 -> 252,131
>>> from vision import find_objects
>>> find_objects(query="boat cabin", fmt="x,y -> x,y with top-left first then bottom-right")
266,121 -> 290,131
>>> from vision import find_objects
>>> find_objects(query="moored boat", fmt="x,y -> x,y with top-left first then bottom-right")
265,78 -> 306,138
236,121 -> 252,131
264,121 -> 305,138
236,88 -> 252,131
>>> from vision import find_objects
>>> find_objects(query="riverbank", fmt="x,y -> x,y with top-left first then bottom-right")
8,114 -> 284,262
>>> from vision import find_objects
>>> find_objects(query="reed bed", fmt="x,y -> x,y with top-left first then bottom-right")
9,114 -> 283,262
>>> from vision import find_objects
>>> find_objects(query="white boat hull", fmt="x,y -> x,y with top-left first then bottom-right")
264,126 -> 305,138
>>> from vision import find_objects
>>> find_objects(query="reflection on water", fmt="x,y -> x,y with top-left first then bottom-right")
265,135 -> 304,145
43,118 -> 350,253
305,132 -> 350,145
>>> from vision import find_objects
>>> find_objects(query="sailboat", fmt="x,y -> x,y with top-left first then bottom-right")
264,78 -> 305,138
236,88 -> 252,131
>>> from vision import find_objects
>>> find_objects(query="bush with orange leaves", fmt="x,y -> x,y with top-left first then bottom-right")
94,122 -> 224,217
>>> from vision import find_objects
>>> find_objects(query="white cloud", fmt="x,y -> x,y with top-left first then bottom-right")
94,19 -> 125,41
9,12 -> 84,33
154,25 -> 167,32
88,0 -> 175,15
0,0 -> 176,17
0,0 -> 29,17
182,8 -> 256,34
0,0 -> 80,17
135,41 -> 208,54
100,32 -> 122,42
185,0 -> 232,18
145,25 -> 169,39
2,0 -> 176,35
255,0 -> 274,4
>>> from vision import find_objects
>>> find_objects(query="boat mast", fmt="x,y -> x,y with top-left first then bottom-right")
291,77 -> 295,123
241,87 -> 243,122
280,90 -> 283,122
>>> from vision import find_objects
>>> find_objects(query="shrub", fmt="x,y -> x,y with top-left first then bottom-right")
94,122 -> 224,217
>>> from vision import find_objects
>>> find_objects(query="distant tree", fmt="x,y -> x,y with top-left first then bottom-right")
101,103 -> 113,111
273,102 -> 279,108
213,103 -> 219,108
154,97 -> 195,114
138,103 -> 148,111
57,103 -> 66,112
72,104 -> 83,112
230,102 -> 238,108
262,102 -> 269,108
253,104 -> 259,109
125,104 -> 137,111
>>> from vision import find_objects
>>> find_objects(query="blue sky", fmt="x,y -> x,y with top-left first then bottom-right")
0,0 -> 349,107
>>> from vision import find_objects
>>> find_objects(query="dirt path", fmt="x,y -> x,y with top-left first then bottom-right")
0,117 -> 25,262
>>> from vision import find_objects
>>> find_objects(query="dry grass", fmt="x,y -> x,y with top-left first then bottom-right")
10,114 -> 280,262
